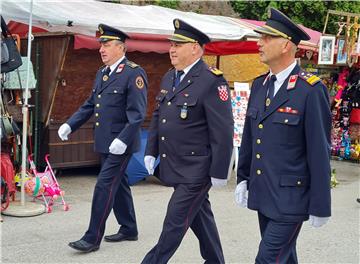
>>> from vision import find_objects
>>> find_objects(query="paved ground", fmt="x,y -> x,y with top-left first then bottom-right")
1,160 -> 359,264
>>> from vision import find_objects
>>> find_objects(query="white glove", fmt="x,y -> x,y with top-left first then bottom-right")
58,123 -> 71,141
235,180 -> 248,208
109,138 -> 127,155
309,215 -> 330,228
144,155 -> 155,175
211,177 -> 227,188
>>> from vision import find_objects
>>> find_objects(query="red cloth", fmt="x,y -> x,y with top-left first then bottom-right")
350,109 -> 360,124
0,153 -> 16,194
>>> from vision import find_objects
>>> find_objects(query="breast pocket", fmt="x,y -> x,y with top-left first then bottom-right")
104,88 -> 125,107
175,97 -> 198,120
272,113 -> 301,144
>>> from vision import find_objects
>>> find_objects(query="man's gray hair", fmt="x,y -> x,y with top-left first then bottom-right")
114,40 -> 127,52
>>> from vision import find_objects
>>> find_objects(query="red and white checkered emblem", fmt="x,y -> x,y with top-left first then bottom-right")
217,85 -> 228,101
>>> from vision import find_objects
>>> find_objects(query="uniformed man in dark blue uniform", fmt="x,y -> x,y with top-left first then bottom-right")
142,19 -> 233,264
235,8 -> 331,263
58,24 -> 147,252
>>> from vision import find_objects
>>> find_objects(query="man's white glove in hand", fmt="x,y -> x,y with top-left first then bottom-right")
309,215 -> 329,228
58,123 -> 71,141
235,180 -> 248,208
144,155 -> 155,175
211,177 -> 227,188
109,138 -> 127,155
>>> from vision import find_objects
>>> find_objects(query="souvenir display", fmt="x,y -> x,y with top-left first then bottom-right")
330,67 -> 360,162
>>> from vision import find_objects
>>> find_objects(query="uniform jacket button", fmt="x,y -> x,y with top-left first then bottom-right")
162,153 -> 167,158
256,169 -> 261,175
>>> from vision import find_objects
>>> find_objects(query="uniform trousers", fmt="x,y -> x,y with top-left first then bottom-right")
141,181 -> 224,264
255,212 -> 303,264
82,153 -> 137,245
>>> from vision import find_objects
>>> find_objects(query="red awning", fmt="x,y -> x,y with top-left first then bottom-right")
205,41 -> 259,55
8,21 -> 47,37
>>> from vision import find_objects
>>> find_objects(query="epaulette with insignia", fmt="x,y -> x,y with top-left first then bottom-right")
208,66 -> 223,76
126,61 -> 139,68
298,70 -> 321,86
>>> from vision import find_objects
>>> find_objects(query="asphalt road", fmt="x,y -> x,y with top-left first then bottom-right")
1,160 -> 359,263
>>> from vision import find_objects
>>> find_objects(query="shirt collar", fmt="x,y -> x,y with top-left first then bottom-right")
109,55 -> 126,75
270,60 -> 297,85
179,58 -> 201,78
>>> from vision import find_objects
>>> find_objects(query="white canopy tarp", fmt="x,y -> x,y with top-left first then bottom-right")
2,0 -> 258,41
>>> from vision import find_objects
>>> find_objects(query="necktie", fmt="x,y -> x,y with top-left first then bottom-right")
102,67 -> 111,82
173,70 -> 184,91
265,75 -> 277,108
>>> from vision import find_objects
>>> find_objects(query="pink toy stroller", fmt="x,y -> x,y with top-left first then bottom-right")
27,154 -> 69,213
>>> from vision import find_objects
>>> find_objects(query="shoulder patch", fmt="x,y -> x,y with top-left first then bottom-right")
126,61 -> 139,68
208,66 -> 223,76
298,70 -> 321,86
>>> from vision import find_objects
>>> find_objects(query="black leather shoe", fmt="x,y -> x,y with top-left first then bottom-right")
68,239 -> 99,252
104,232 -> 138,242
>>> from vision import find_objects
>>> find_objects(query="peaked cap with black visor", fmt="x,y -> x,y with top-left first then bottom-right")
254,8 -> 310,45
168,18 -> 211,46
98,23 -> 129,43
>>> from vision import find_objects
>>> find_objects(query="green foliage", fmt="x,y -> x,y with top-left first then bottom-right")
230,0 -> 360,34
153,0 -> 179,9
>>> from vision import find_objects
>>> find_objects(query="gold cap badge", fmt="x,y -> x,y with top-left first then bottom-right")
174,19 -> 180,29
99,26 -> 104,34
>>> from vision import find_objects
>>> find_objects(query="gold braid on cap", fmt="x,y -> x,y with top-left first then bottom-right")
263,25 -> 292,40
172,34 -> 197,43
100,35 -> 121,40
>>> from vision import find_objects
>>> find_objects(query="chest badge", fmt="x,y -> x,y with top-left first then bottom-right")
265,98 -> 271,107
102,75 -> 109,81
180,105 -> 188,119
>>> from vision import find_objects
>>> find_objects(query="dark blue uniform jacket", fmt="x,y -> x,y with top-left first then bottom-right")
237,65 -> 331,222
67,58 -> 147,154
146,59 -> 234,185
